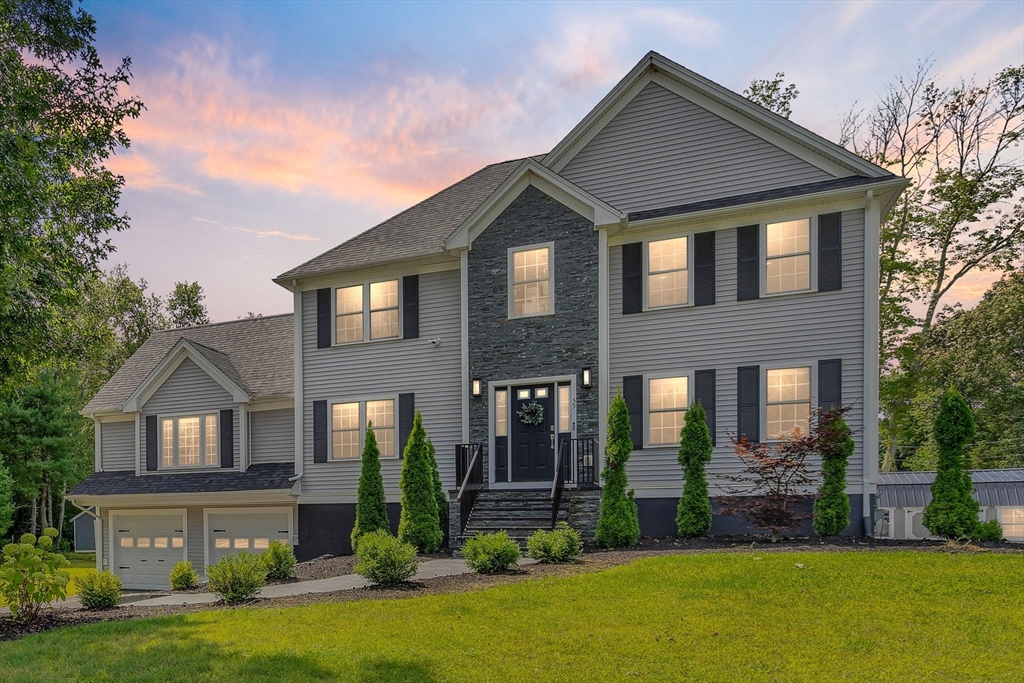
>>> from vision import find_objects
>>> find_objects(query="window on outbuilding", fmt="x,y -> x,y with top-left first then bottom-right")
998,508 -> 1024,539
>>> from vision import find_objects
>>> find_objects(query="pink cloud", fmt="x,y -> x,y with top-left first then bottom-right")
106,151 -> 200,195
228,226 -> 320,243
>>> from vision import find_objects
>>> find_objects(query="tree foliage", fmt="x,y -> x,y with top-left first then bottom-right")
398,412 -> 442,553
676,401 -> 713,538
595,391 -> 640,548
166,281 -> 211,328
350,423 -> 390,550
0,460 -> 14,538
812,410 -> 855,536
0,0 -> 143,378
922,387 -> 980,539
744,72 -> 799,119
425,438 -> 447,534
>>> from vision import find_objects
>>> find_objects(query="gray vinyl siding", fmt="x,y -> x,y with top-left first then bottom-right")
249,408 -> 294,465
608,208 -> 866,495
561,82 -> 837,213
186,505 -> 205,571
140,358 -> 240,470
301,269 -> 462,498
100,420 -> 136,472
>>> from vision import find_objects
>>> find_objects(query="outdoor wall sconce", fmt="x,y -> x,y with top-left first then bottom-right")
582,367 -> 592,388
472,378 -> 482,397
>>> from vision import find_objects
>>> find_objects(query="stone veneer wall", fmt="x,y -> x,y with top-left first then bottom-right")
467,185 -> 601,482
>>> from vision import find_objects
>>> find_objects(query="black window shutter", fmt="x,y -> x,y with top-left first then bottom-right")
693,232 -> 716,306
622,243 -> 643,314
313,401 -> 328,463
694,369 -> 716,446
622,375 -> 643,450
737,366 -> 760,443
736,225 -> 760,301
818,359 -> 843,411
818,212 -> 842,291
398,394 -> 415,458
220,409 -> 234,468
316,288 -> 332,349
403,275 -> 419,339
145,415 -> 158,471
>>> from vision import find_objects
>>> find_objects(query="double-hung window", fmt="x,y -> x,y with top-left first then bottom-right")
509,244 -> 553,317
335,279 -> 400,344
765,218 -> 811,294
161,414 -> 218,467
331,398 -> 396,459
766,367 -> 811,439
647,236 -> 689,308
648,376 -> 689,446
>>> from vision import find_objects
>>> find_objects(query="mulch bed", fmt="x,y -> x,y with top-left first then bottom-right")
2,537 -> 1020,642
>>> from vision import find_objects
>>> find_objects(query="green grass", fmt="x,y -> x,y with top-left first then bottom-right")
2,551 -> 1022,682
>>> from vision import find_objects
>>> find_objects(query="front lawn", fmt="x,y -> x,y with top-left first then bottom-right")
1,550 -> 1022,682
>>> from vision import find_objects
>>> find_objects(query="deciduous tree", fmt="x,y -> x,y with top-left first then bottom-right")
167,281 -> 210,328
744,73 -> 799,118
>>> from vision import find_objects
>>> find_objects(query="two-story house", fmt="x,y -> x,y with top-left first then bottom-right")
69,52 -> 907,589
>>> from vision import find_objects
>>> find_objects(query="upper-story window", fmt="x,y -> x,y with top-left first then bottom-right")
647,236 -> 689,308
161,414 -> 218,467
765,219 -> 811,294
648,376 -> 689,446
509,244 -> 553,318
766,366 -> 811,439
335,279 -> 400,344
331,398 -> 396,459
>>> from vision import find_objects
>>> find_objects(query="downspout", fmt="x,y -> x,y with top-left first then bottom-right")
862,190 -> 881,535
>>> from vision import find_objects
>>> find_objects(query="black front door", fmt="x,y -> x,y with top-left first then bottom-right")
512,385 -> 554,482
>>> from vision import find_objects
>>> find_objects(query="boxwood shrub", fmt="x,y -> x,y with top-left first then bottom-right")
354,530 -> 418,587
462,531 -> 520,574
77,570 -> 122,609
206,551 -> 267,604
169,560 -> 200,590
526,524 -> 582,563
261,541 -> 297,580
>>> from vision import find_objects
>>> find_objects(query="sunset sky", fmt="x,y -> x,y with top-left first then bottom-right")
84,0 -> 1024,321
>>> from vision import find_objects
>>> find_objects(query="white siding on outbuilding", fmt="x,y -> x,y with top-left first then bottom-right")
561,82 -> 838,213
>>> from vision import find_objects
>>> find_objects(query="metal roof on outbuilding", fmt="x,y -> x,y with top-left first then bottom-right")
878,469 -> 1024,508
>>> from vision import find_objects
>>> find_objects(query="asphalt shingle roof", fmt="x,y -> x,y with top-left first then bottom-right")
276,157 -> 530,280
83,313 -> 293,413
68,463 -> 295,496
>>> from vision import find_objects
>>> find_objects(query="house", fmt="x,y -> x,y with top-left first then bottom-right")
876,469 -> 1024,541
68,52 -> 908,589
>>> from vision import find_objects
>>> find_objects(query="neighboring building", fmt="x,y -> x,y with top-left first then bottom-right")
69,52 -> 908,589
877,469 -> 1024,542
71,510 -> 96,553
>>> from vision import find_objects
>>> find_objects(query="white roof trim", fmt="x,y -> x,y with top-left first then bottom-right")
542,51 -> 891,180
444,159 -> 625,251
66,490 -> 295,508
121,338 -> 251,412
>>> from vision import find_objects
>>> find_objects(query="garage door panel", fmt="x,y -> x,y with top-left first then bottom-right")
208,511 -> 291,566
113,513 -> 186,590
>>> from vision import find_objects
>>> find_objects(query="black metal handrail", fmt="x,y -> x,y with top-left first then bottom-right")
560,437 -> 599,489
551,441 -> 566,527
455,443 -> 484,535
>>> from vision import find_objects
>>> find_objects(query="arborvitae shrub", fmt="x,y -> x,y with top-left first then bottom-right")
169,560 -> 200,590
923,388 -> 980,539
206,551 -> 267,604
526,524 -> 582,563
354,530 -> 418,586
398,413 -> 443,553
813,411 -> 855,536
77,570 -> 122,609
676,401 -> 713,537
462,531 -> 521,573
595,392 -> 640,548
351,423 -> 390,551
261,541 -> 297,580
426,439 -> 448,537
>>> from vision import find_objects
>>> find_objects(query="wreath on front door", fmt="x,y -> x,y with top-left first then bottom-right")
517,400 -> 545,426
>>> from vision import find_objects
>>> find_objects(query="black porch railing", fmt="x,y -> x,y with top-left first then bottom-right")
455,443 -> 484,535
559,437 -> 599,489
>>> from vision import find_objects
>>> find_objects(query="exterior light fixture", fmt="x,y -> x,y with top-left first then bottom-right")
582,367 -> 592,388
472,378 -> 482,397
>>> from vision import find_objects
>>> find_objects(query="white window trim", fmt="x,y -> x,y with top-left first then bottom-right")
332,279 -> 402,347
158,412 -> 221,470
643,232 -> 694,311
507,242 -> 556,319
327,394 -> 400,462
202,506 -> 295,575
642,371 -> 694,449
760,214 -> 818,298
760,363 -> 816,443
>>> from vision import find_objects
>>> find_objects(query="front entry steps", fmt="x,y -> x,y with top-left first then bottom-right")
459,489 -> 564,547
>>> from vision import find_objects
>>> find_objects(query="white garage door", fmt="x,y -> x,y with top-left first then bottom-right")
207,510 -> 291,566
113,512 -> 186,589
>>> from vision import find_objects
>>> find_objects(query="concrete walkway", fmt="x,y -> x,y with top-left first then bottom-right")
122,557 -> 535,608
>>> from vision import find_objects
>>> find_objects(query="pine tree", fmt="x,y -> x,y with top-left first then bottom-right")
425,439 -> 447,536
398,413 -> 443,552
0,460 -> 14,538
676,401 -> 713,537
595,391 -> 640,547
812,411 -> 854,536
350,423 -> 390,550
923,387 -> 980,539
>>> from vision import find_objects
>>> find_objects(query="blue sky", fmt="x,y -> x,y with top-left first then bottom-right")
83,0 -> 1024,321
